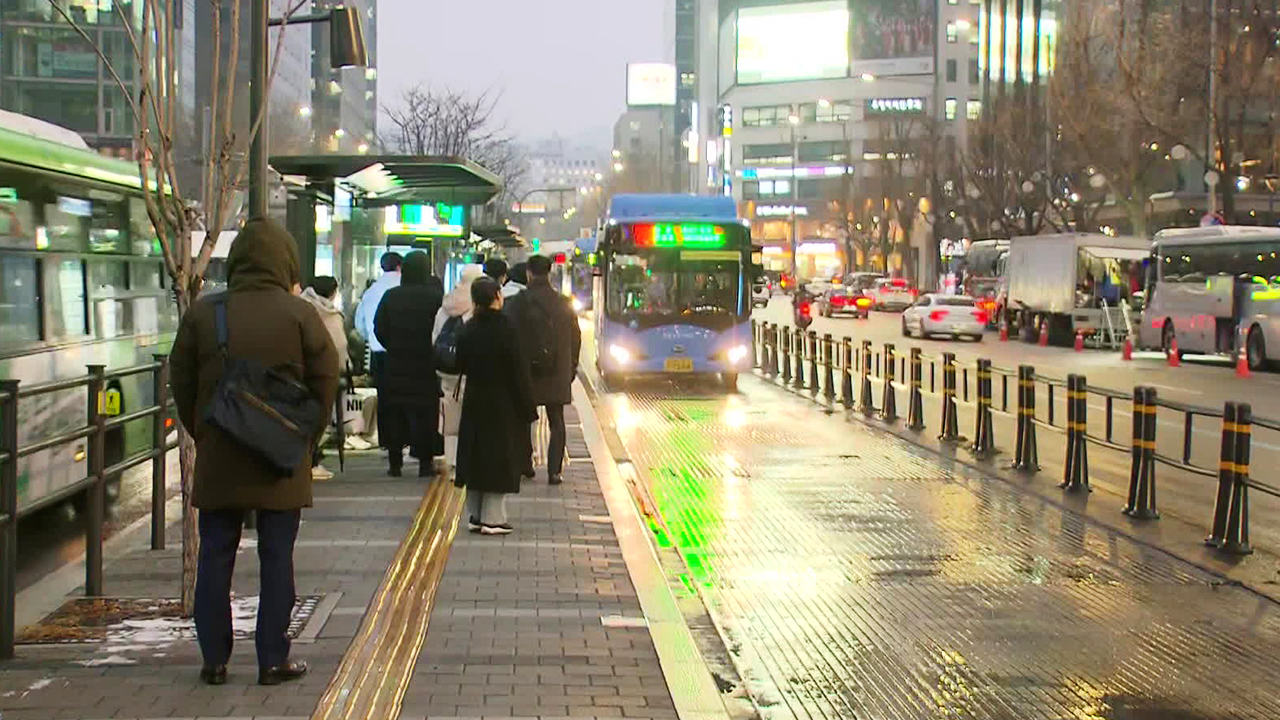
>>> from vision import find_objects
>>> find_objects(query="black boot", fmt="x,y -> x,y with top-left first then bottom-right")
388,447 -> 403,477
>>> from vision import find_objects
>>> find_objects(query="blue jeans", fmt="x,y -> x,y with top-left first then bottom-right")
194,508 -> 300,668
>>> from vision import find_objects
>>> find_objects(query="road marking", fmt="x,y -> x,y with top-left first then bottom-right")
1145,382 -> 1203,395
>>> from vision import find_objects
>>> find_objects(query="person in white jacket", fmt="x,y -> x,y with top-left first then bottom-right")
353,252 -> 401,452
434,265 -> 484,472
300,276 -> 349,480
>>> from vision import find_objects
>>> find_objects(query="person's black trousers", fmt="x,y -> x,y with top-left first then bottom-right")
370,351 -> 388,445
194,508 -> 300,669
545,403 -> 566,476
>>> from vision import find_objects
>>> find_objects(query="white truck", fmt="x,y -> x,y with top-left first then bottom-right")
1002,233 -> 1149,345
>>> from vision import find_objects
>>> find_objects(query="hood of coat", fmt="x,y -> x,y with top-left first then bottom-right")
442,265 -> 484,317
402,250 -> 432,285
226,218 -> 300,292
300,287 -> 342,318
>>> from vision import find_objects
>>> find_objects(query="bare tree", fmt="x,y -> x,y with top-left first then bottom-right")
382,85 -> 529,213
51,0 -> 309,613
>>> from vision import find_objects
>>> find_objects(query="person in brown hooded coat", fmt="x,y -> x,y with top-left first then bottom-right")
169,217 -> 339,687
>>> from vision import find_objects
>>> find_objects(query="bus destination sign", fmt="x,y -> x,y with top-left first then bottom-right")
628,222 -> 728,248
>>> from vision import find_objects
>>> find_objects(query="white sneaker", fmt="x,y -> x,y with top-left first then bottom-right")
480,523 -> 514,535
311,465 -> 334,481
345,436 -> 372,450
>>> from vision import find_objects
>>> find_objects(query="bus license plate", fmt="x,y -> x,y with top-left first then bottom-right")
664,357 -> 694,373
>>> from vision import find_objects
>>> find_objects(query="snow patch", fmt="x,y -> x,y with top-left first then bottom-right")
76,655 -> 138,667
26,678 -> 54,691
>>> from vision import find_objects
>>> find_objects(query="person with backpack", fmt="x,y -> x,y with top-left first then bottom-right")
373,251 -> 444,478
433,264 -> 484,470
169,217 -> 338,687
505,254 -> 581,485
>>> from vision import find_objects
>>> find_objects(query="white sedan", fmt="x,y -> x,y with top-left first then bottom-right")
901,294 -> 987,341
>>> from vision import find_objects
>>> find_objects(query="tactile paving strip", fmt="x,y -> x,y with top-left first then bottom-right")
611,382 -> 1280,720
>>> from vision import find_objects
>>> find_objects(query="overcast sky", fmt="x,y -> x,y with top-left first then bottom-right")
378,0 -> 671,152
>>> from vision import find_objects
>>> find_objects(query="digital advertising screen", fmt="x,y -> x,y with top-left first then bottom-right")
626,63 -> 677,106
383,203 -> 467,238
850,0 -> 936,76
736,1 -> 850,85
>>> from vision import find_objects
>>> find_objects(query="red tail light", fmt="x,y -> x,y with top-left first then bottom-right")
973,310 -> 989,324
880,286 -> 889,294
909,288 -> 918,297
554,253 -> 567,264
929,310 -> 949,322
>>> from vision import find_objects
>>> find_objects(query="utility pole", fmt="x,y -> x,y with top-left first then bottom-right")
248,0 -> 268,217
1207,0 -> 1219,216
789,109 -> 800,280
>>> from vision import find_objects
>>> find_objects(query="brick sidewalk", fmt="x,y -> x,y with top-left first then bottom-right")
0,402 -> 684,720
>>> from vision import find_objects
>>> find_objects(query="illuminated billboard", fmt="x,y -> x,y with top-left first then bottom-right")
626,63 -> 677,107
384,203 -> 467,238
850,0 -> 936,77
979,9 -> 1057,84
736,1 -> 850,85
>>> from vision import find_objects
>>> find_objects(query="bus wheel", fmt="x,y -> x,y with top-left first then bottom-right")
1247,326 -> 1268,371
722,373 -> 739,392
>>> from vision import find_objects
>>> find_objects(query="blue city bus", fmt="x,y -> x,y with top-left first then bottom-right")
594,194 -> 757,390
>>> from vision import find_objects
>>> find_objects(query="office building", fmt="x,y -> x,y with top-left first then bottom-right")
311,0 -> 377,154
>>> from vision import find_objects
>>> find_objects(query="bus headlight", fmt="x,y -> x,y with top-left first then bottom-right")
727,345 -> 749,364
609,344 -> 632,364
572,297 -> 584,312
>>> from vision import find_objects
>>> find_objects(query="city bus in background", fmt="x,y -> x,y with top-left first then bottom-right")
594,194 -> 759,391
0,110 -> 175,515
568,234 -> 597,313
961,239 -> 1009,328
537,239 -> 574,296
1139,225 -> 1280,371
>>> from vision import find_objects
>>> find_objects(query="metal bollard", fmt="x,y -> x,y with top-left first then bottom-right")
1060,374 -> 1090,492
151,356 -> 170,550
1013,365 -> 1039,470
85,365 -> 106,597
0,379 -> 19,659
808,331 -> 820,395
859,339 -> 875,414
1207,402 -> 1240,548
781,327 -> 792,384
881,343 -> 897,422
971,359 -> 995,455
841,337 -> 854,408
907,348 -> 925,431
938,352 -> 959,441
793,328 -> 806,389
751,320 -> 760,369
762,324 -> 774,377
1123,386 -> 1160,519
822,334 -> 836,402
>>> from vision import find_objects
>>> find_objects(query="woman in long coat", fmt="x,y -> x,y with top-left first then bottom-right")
373,251 -> 444,477
455,277 -> 536,535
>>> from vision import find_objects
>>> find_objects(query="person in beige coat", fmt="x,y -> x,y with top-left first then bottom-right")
300,276 -> 348,479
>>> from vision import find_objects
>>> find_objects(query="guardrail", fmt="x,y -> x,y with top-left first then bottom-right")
0,357 -> 175,660
751,320 -> 1279,561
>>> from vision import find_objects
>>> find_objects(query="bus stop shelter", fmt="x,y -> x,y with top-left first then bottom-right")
269,154 -> 502,286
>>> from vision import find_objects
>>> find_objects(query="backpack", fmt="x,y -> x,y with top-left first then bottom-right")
521,293 -> 560,377
434,315 -> 463,374
201,298 -> 326,477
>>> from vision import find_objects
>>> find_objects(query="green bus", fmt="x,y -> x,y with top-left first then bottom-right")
0,110 -> 176,515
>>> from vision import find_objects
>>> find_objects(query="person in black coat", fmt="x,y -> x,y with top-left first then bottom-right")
373,251 -> 444,477
455,277 -> 536,535
505,254 -> 582,485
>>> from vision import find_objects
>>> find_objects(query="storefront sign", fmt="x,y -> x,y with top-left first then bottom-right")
865,97 -> 926,116
756,205 -> 809,217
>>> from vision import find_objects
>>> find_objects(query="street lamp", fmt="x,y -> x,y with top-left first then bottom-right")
613,161 -> 625,173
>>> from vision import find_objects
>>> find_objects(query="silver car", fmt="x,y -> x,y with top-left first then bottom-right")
901,294 -> 987,341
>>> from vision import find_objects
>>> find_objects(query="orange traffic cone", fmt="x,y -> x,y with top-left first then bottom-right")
1074,331 -> 1084,352
1038,323 -> 1049,347
1122,338 -> 1133,361
1167,336 -> 1181,367
999,318 -> 1009,342
1236,346 -> 1251,378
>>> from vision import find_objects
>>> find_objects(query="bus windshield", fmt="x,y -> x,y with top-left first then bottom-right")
606,249 -> 741,319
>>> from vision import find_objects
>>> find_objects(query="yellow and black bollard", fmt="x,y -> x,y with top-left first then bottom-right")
938,352 -> 959,441
781,326 -> 792,384
907,348 -> 925,431
841,337 -> 855,408
1222,403 -> 1253,554
808,331 -> 820,395
971,359 -> 995,455
1207,402 -> 1240,548
1013,365 -> 1039,470
1123,386 -> 1160,519
793,328 -> 806,389
822,334 -> 836,402
1060,374 -> 1090,491
881,343 -> 897,422
859,339 -> 875,414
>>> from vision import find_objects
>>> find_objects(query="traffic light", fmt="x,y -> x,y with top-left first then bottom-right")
531,238 -> 541,252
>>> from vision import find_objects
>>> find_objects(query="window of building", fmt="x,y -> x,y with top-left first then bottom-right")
966,99 -> 983,120
946,22 -> 958,43
798,141 -> 848,164
744,105 -> 790,127
797,100 -> 853,123
743,143 -> 793,166
944,98 -> 958,121
969,59 -> 980,85
946,59 -> 957,83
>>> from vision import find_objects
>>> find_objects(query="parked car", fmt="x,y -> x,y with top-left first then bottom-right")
901,294 -> 987,341
819,285 -> 873,318
870,278 -> 917,311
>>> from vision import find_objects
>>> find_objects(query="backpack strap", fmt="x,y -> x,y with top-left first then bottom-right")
213,298 -> 230,355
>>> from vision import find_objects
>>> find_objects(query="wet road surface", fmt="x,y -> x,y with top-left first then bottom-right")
592,369 -> 1280,720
